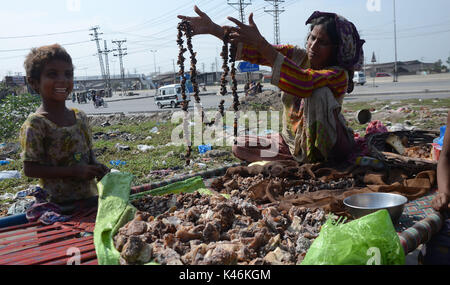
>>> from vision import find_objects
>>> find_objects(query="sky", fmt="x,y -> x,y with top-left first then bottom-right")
0,0 -> 449,79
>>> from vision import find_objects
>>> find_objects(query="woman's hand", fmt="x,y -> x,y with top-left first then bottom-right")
177,5 -> 223,38
432,191 -> 450,212
227,13 -> 266,47
227,13 -> 278,67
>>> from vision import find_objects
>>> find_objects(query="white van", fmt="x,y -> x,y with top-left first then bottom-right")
155,84 -> 191,109
353,71 -> 366,85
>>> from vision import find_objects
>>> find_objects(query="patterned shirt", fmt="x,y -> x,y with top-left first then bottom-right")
19,108 -> 98,204
236,43 -> 348,99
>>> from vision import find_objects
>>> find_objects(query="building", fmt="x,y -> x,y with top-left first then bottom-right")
1,76 -> 31,96
3,76 -> 26,87
364,60 -> 437,76
153,71 -> 264,87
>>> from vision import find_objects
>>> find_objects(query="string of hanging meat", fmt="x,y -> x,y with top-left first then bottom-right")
176,20 -> 192,165
177,22 -> 241,165
228,32 -> 239,145
219,28 -> 239,145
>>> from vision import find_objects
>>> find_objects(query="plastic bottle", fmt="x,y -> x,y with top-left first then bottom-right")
355,156 -> 384,169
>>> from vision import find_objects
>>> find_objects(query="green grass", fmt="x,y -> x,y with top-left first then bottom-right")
1,96 -> 449,214
91,119 -> 239,186
342,97 -> 450,134
343,97 -> 450,112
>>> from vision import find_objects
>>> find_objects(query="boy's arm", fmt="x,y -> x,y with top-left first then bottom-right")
89,150 -> 110,178
24,161 -> 105,180
433,111 -> 450,211
79,110 -> 110,179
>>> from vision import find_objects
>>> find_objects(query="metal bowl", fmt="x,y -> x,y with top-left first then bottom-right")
343,193 -> 408,224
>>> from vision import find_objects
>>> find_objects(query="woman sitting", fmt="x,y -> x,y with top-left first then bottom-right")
179,7 -> 365,163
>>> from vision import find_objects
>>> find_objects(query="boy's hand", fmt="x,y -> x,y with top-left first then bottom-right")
432,192 -> 450,212
95,163 -> 111,180
74,164 -> 107,180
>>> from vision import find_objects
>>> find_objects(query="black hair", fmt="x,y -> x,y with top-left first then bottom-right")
308,16 -> 355,94
24,44 -> 73,82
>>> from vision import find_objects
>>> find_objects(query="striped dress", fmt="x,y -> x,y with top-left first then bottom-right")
236,43 -> 353,162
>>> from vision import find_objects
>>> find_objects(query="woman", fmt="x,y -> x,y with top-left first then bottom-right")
421,111 -> 450,265
179,7 -> 365,163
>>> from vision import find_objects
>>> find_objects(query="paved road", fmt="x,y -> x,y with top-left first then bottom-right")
67,91 -> 249,114
68,73 -> 450,114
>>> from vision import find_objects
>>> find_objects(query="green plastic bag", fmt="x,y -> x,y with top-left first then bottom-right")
94,172 -> 136,265
93,172 -> 208,265
301,210 -> 405,265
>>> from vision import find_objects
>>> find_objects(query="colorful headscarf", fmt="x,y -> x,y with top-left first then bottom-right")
306,11 -> 365,71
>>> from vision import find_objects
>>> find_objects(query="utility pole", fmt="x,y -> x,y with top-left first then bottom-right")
264,0 -> 285,45
228,0 -> 252,84
371,52 -> 377,87
228,0 -> 252,24
112,40 -> 127,96
103,40 -> 112,97
393,0 -> 399,82
202,62 -> 206,84
150,50 -> 157,77
215,57 -> 218,73
173,59 -> 177,84
89,26 -> 108,90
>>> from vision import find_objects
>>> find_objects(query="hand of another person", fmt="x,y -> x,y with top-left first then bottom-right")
431,192 -> 450,212
177,5 -> 217,36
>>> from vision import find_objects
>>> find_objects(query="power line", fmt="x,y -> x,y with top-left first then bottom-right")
119,0 -> 212,33
119,0 -> 196,32
0,40 -> 91,53
364,27 -> 450,40
0,29 -> 88,40
363,21 -> 450,36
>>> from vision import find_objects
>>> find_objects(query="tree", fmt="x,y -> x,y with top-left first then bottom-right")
433,60 -> 443,73
0,93 -> 41,139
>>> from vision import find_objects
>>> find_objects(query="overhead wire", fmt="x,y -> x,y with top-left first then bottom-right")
0,28 -> 89,40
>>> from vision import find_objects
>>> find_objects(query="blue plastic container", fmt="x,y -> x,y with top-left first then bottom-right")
441,126 -> 447,137
437,126 -> 447,147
